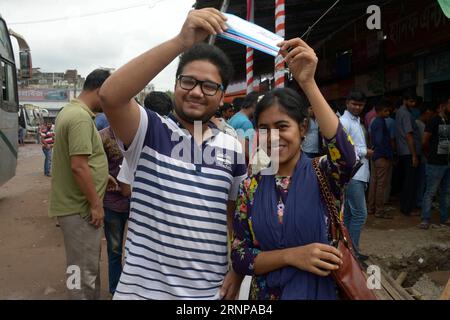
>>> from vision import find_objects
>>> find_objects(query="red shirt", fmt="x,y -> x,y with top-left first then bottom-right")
41,126 -> 55,147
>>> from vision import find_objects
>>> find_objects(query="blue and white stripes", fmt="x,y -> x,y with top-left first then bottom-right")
114,107 -> 246,300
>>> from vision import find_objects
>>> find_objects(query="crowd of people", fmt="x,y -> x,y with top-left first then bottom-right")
38,8 -> 449,300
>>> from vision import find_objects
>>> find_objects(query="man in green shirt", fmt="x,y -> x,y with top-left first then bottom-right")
49,69 -> 110,299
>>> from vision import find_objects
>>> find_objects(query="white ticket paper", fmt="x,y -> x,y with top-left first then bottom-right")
219,13 -> 284,56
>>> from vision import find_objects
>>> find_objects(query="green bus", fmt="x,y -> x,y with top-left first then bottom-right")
0,14 -> 31,186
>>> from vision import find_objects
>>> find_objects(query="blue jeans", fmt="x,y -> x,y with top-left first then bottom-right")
104,207 -> 129,294
344,179 -> 368,253
416,163 -> 426,208
421,164 -> 450,223
42,147 -> 52,176
18,127 -> 25,144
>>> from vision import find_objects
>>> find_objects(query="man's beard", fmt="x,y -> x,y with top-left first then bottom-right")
174,105 -> 216,124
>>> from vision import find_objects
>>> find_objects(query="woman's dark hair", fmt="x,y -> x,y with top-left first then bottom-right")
255,88 -> 309,126
176,43 -> 234,90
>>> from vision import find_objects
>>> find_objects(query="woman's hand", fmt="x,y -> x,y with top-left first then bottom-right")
175,8 -> 228,50
220,269 -> 244,300
107,175 -> 120,192
277,38 -> 318,87
285,243 -> 343,277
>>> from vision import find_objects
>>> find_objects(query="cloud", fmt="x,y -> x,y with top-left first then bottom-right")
4,0 -> 194,90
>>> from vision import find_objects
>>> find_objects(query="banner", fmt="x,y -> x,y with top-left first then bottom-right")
19,89 -> 70,102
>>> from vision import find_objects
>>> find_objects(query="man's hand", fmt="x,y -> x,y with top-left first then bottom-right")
278,38 -> 318,86
366,148 -> 374,159
175,8 -> 228,50
90,203 -> 104,229
220,269 -> 244,300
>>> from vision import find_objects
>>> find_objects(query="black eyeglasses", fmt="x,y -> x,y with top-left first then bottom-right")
177,75 -> 224,96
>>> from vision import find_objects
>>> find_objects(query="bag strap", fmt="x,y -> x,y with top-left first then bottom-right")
311,158 -> 339,221
312,158 -> 350,247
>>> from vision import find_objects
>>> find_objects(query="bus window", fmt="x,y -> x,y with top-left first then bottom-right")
1,61 -> 15,103
0,20 -> 13,61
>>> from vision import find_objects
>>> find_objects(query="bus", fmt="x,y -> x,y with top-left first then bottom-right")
18,104 -> 49,143
0,14 -> 31,186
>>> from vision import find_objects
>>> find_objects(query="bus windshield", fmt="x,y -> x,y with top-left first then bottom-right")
0,19 -> 14,62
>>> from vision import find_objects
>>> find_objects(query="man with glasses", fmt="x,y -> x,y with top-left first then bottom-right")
99,8 -> 247,300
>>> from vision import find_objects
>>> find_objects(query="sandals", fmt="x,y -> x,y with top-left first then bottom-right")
418,221 -> 430,230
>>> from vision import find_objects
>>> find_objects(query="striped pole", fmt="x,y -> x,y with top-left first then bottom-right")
246,0 -> 254,94
274,0 -> 285,88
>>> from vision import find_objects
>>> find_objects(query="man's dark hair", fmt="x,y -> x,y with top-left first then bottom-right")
144,91 -> 173,116
176,43 -> 234,90
241,92 -> 260,109
402,89 -> 417,101
438,95 -> 450,106
346,90 -> 366,102
420,101 -> 436,114
83,69 -> 111,91
232,97 -> 245,112
375,97 -> 393,112
220,103 -> 232,112
216,103 -> 233,118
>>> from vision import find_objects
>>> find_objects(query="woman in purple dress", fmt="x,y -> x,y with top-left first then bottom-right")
231,38 -> 358,300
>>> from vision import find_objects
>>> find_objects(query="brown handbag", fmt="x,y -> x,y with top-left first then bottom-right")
312,158 -> 378,300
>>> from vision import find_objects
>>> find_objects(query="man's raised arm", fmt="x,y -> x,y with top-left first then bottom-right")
99,8 -> 228,146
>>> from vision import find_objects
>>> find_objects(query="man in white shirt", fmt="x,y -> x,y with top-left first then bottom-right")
98,8 -> 246,300
339,90 -> 373,261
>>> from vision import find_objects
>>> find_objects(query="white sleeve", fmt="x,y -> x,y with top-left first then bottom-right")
115,105 -> 148,177
229,173 -> 246,201
117,158 -> 133,185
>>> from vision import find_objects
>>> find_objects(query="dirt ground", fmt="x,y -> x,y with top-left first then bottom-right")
0,144 -> 449,299
0,144 -> 110,299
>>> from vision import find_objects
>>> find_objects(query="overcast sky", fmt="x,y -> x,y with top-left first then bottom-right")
3,0 -> 195,91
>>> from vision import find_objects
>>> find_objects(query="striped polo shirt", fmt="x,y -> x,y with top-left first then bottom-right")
114,106 -> 247,300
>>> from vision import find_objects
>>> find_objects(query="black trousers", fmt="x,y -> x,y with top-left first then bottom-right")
399,155 -> 419,215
